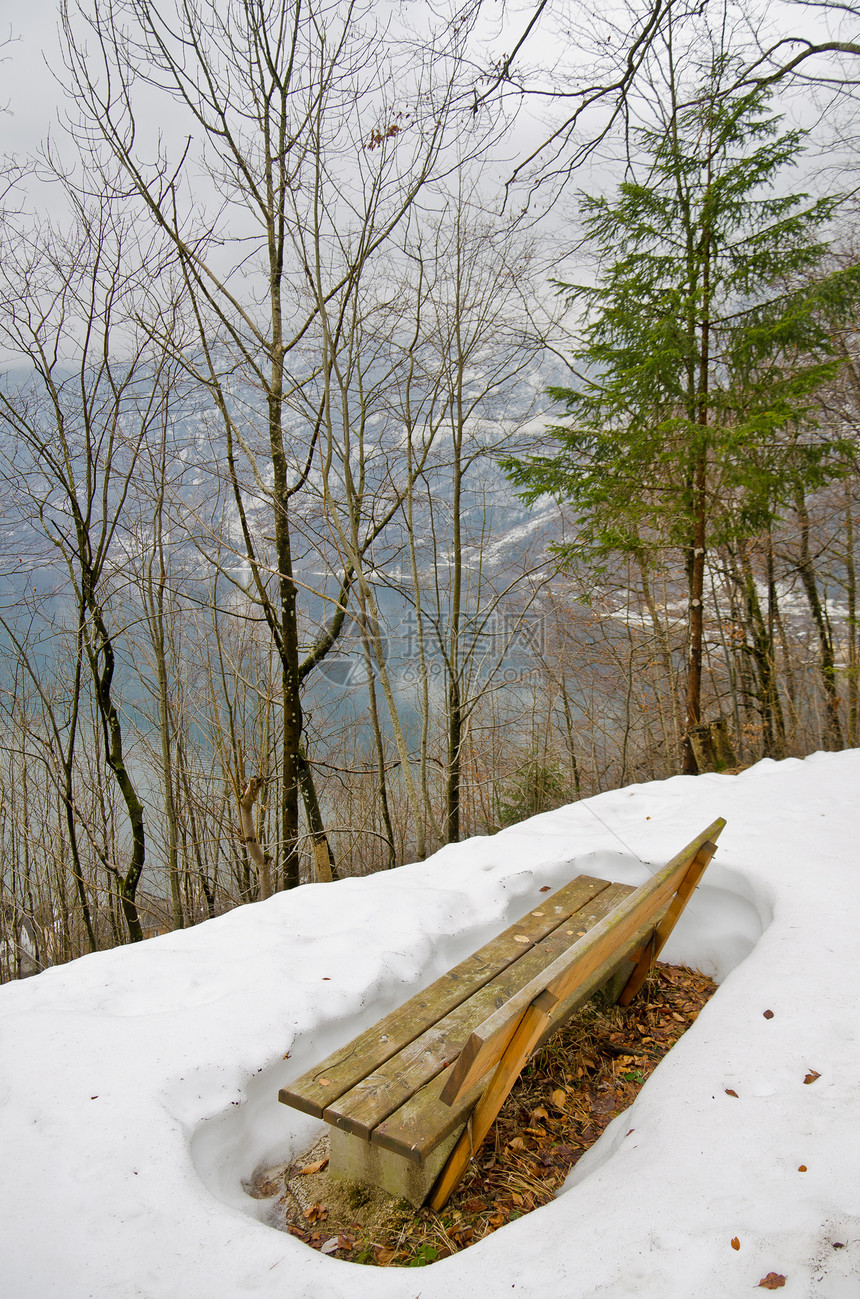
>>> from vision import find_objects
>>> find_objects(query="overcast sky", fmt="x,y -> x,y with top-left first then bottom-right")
4,1 -> 61,156
2,1 -> 856,231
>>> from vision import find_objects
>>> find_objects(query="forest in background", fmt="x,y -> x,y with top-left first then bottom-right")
1,0 -> 860,978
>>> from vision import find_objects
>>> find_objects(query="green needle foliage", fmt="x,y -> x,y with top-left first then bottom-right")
505,75 -> 860,763
508,85 -> 858,555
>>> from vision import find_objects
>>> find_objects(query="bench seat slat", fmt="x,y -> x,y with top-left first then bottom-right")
372,1068 -> 486,1165
322,882 -> 634,1140
279,872 -> 613,1118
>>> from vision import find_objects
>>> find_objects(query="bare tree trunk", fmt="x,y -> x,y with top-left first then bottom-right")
636,552 -> 682,759
794,486 -> 844,750
684,446 -> 707,773
683,133 -> 712,776
357,576 -> 427,860
86,605 -> 146,943
845,484 -> 858,746
738,544 -> 785,758
558,674 -> 582,798
359,617 -> 396,869
142,426 -> 183,931
239,777 -> 272,900
297,746 -> 337,882
764,532 -> 788,757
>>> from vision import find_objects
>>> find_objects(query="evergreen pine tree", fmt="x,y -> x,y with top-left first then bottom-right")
507,80 -> 860,771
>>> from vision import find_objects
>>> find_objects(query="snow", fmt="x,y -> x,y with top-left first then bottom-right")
1,750 -> 859,1297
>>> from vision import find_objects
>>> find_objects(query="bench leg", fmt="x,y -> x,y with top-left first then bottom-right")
329,1125 -> 461,1208
428,991 -> 556,1212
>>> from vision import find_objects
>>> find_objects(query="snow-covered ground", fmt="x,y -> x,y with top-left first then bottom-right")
1,751 -> 858,1298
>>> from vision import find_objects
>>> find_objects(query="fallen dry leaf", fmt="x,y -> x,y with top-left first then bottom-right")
803,1070 -> 820,1085
513,935 -> 530,944
731,1237 -> 740,1251
763,1009 -> 774,1020
303,1202 -> 328,1223
551,1088 -> 568,1110
757,1273 -> 786,1289
298,1157 -> 329,1176
798,1165 -> 807,1172
725,1088 -> 739,1098
539,885 -> 551,892
317,1078 -> 331,1087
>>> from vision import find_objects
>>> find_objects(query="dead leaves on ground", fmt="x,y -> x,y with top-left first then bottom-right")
303,1202 -> 327,1224
284,962 -> 717,1268
298,1157 -> 329,1176
758,1273 -> 787,1289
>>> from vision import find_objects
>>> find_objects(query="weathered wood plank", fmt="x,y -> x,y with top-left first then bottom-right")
440,819 -> 726,1106
429,994 -> 556,1211
323,883 -> 634,1140
371,1069 -> 486,1165
530,906 -> 667,1051
279,872 -> 612,1118
618,837 -> 719,1005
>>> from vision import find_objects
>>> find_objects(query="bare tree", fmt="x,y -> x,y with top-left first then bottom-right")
467,0 -> 860,200
0,193 -> 176,942
58,0 -> 494,888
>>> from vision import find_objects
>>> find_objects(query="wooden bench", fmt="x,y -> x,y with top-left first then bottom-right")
279,819 -> 724,1210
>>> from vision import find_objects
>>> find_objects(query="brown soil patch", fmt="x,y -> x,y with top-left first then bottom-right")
247,962 -> 716,1267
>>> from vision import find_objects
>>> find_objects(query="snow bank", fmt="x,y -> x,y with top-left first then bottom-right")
1,751 -> 858,1297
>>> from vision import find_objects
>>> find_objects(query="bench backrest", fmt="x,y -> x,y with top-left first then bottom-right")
439,818 -> 725,1107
